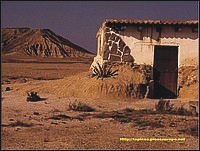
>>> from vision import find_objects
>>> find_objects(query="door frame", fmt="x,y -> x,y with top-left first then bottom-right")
152,44 -> 180,98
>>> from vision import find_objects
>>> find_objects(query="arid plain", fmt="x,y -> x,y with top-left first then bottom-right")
2,56 -> 199,150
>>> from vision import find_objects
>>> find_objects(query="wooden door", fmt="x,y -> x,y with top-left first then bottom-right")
153,46 -> 178,99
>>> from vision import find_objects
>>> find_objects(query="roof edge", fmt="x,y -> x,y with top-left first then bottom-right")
103,19 -> 198,25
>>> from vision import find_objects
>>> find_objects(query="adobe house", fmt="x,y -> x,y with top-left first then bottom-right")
91,19 -> 198,99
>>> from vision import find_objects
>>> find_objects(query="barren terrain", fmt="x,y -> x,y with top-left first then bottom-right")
2,28 -> 94,58
1,59 -> 199,150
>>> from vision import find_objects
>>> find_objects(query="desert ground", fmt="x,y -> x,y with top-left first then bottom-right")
1,57 -> 199,150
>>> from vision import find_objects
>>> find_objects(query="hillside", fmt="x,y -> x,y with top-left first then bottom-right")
1,28 -> 94,58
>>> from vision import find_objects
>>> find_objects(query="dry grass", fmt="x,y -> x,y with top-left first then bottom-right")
94,108 -> 156,124
155,99 -> 198,116
3,121 -> 33,127
155,99 -> 174,112
49,114 -> 72,120
178,123 -> 198,137
134,119 -> 164,128
68,101 -> 95,112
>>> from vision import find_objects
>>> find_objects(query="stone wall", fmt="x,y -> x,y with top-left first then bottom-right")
92,23 -> 198,67
101,27 -> 134,63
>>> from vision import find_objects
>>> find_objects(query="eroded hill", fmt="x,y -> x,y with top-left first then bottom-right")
1,28 -> 94,58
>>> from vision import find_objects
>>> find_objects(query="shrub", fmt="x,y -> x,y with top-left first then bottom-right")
177,106 -> 192,116
26,91 -> 42,102
92,62 -> 118,79
155,99 -> 197,116
178,125 -> 198,137
68,101 -> 95,112
155,99 -> 174,112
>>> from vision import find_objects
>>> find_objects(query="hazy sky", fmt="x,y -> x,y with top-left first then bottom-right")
1,1 -> 198,53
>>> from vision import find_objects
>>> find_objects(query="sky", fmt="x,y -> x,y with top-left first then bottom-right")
1,1 -> 198,53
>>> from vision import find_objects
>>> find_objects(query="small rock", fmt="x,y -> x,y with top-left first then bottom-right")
169,122 -> 176,127
33,112 -> 40,115
138,127 -> 146,130
9,118 -> 14,121
15,127 -> 21,131
51,122 -> 58,125
5,87 -> 11,91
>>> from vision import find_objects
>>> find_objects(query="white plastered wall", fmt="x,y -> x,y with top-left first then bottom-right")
118,25 -> 198,66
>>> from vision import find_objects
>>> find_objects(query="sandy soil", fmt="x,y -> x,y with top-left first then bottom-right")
2,62 -> 91,84
1,61 -> 199,150
2,90 -> 199,150
178,66 -> 198,99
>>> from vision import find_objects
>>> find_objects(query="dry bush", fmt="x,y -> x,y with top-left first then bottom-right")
176,106 -> 194,116
49,114 -> 71,120
135,109 -> 156,115
178,124 -> 198,137
94,109 -> 156,124
8,121 -> 33,127
94,112 -> 112,119
134,119 -> 164,128
95,111 -> 133,123
155,99 -> 174,112
155,99 -> 198,116
68,101 -> 95,112
123,108 -> 135,113
26,91 -> 43,102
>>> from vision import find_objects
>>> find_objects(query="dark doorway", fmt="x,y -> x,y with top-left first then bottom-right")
153,45 -> 178,99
